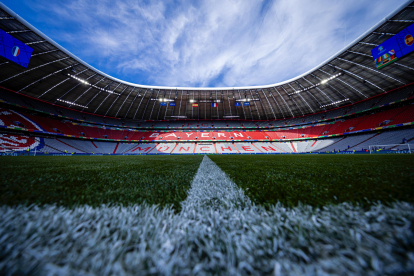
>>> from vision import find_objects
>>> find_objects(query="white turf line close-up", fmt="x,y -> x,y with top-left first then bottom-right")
0,156 -> 414,276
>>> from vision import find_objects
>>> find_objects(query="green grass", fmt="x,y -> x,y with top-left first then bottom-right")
0,155 -> 203,209
2,154 -> 414,210
209,154 -> 414,208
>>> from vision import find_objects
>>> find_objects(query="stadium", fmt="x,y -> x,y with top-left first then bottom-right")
0,0 -> 413,275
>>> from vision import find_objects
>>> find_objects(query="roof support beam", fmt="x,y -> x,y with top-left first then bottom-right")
156,90 -> 165,121
296,80 -> 324,107
304,75 -> 335,104
237,90 -> 247,120
93,83 -> 121,113
148,89 -> 160,120
205,92 -> 209,120
372,31 -> 395,36
314,71 -> 352,104
216,91 -> 220,119
26,40 -> 46,45
141,90 -> 154,120
347,50 -> 414,71
280,86 -> 304,116
337,57 -> 405,84
18,63 -> 80,93
177,90 -> 183,118
358,42 -> 377,46
287,83 -> 315,113
220,91 -> 226,119
122,88 -> 138,118
302,77 -> 335,110
133,89 -> 148,120
190,91 -> 194,119
272,87 -> 292,118
104,86 -> 129,116
54,72 -> 96,102
0,57 -> 70,84
6,30 -> 31,34
171,90 -> 177,119
226,91 -> 233,117
388,19 -> 414,23
69,77 -> 105,107
44,75 -> 83,100
256,91 -> 267,120
32,49 -> 59,57
245,91 -> 253,119
319,67 -> 369,98
249,90 -> 261,120
163,90 -> 173,120
269,88 -> 285,119
261,89 -> 276,119
115,87 -> 135,117
255,90 -> 268,120
330,66 -> 384,93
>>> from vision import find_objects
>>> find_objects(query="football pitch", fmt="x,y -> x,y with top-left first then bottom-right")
1,154 -> 413,208
1,154 -> 414,275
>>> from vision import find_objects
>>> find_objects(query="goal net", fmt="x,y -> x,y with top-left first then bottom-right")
368,144 -> 412,154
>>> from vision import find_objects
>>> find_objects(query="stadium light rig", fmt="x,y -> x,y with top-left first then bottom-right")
199,100 -> 221,103
320,98 -> 349,108
223,115 -> 240,118
151,98 -> 174,102
289,73 -> 342,95
57,99 -> 88,108
67,74 -> 120,95
68,74 -> 89,85
235,98 -> 259,102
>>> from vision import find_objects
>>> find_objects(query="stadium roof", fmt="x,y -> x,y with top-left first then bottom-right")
0,1 -> 414,120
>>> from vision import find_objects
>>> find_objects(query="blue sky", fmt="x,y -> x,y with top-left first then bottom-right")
2,0 -> 407,87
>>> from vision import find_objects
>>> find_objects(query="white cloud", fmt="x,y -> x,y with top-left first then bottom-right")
21,0 -> 407,87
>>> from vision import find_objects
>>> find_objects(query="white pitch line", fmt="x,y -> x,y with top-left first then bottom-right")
181,155 -> 251,211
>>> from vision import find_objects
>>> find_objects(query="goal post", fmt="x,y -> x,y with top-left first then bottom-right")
368,144 -> 412,154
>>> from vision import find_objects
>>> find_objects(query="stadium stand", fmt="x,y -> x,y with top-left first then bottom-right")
211,121 -> 227,128
253,143 -> 281,153
2,101 -> 414,146
194,143 -> 216,154
171,143 -> 196,154
92,141 -> 118,154
2,127 -> 413,155
148,143 -> 177,154
234,143 -> 263,154
318,133 -> 377,152
350,128 -> 414,150
115,143 -> 139,154
216,143 -> 239,154
128,143 -> 157,154
271,142 -> 295,153
42,138 -> 85,153
305,139 -> 338,152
